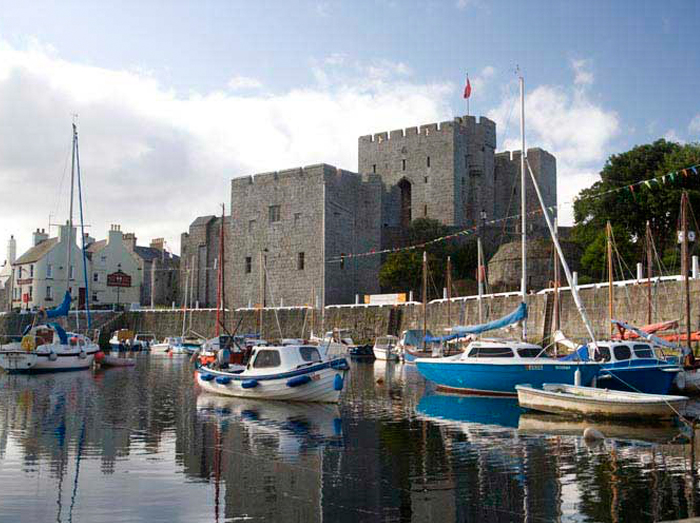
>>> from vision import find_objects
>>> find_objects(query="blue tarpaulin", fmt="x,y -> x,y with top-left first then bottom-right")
424,302 -> 528,343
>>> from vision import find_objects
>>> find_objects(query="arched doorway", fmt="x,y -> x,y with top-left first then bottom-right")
398,178 -> 411,227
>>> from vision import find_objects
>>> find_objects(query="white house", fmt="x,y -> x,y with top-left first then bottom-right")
12,223 -> 90,310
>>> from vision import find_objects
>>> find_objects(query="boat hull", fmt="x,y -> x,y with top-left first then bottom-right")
516,384 -> 688,420
196,359 -> 348,403
597,363 -> 679,395
416,359 -> 600,395
373,348 -> 399,361
0,349 -> 96,373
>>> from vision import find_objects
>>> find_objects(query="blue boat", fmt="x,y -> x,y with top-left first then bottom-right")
416,339 -> 600,396
563,340 -> 681,395
416,393 -> 522,428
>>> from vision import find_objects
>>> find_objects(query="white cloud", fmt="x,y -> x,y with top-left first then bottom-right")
488,69 -> 619,225
456,0 -> 480,9
664,128 -> 686,144
571,58 -> 594,86
467,65 -> 496,99
0,41 -> 453,257
689,114 -> 700,134
227,76 -> 263,91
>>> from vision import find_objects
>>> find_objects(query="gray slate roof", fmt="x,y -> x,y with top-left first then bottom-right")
14,238 -> 58,265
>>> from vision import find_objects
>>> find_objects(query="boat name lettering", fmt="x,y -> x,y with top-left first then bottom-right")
526,365 -> 543,371
555,366 -> 571,370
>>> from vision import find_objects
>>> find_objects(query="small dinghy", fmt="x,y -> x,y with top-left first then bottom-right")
516,383 -> 688,420
196,344 -> 349,403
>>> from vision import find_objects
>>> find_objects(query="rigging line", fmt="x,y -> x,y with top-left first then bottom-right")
609,229 -> 635,314
52,141 -> 73,229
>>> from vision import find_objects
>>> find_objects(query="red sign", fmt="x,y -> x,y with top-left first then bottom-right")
22,293 -> 29,303
107,270 -> 132,288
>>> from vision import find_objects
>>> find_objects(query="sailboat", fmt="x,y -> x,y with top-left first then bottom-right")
414,75 -> 601,395
0,123 -> 101,373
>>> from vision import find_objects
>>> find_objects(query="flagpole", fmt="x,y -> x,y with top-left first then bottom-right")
466,73 -> 470,116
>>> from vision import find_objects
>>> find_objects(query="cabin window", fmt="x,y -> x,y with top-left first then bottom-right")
245,256 -> 252,274
613,345 -> 632,360
633,344 -> 654,358
299,347 -> 321,362
268,205 -> 281,224
517,348 -> 547,358
594,346 -> 611,362
252,349 -> 281,368
468,346 -> 513,358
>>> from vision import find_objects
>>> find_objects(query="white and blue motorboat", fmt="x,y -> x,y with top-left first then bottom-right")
196,344 -> 349,403
561,339 -> 681,395
416,337 -> 600,396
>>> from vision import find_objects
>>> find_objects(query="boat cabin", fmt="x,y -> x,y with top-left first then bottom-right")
374,335 -> 398,349
592,341 -> 666,364
245,345 -> 324,376
459,340 -> 550,360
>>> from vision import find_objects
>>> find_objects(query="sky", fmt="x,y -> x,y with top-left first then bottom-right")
0,0 -> 698,259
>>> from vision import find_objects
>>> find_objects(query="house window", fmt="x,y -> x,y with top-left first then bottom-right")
28,286 -> 33,299
30,265 -> 34,278
93,273 -> 99,283
268,205 -> 281,223
402,159 -> 406,171
245,256 -> 252,274
294,213 -> 302,227
297,252 -> 305,271
46,286 -> 52,300
92,293 -> 98,302
372,164 -> 376,174
69,265 -> 74,280
47,264 -> 53,278
17,267 -> 21,278
248,220 -> 256,233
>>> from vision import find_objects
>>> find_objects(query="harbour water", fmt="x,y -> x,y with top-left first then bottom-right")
1,356 -> 699,522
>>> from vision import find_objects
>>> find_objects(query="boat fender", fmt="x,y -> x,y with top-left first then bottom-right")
574,368 -> 581,387
331,358 -> 349,371
79,350 -> 87,359
286,375 -> 312,388
583,427 -> 604,442
199,373 -> 215,382
48,351 -> 58,361
21,335 -> 35,352
675,371 -> 687,391
94,351 -> 105,363
215,376 -> 232,385
334,373 -> 344,391
241,379 -> 258,389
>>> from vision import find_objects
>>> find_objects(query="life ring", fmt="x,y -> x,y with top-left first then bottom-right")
21,335 -> 35,352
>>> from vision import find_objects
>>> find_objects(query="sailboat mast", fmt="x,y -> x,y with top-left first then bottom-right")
519,75 -> 527,340
67,124 -> 76,301
477,237 -> 484,325
215,204 -> 225,337
607,222 -> 614,338
646,221 -> 653,325
446,256 -> 452,325
181,259 -> 189,337
422,251 -> 427,350
682,192 -> 692,353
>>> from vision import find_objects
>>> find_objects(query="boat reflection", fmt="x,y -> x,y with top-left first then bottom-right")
416,392 -> 522,429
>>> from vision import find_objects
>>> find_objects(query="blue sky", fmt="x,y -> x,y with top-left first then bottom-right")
0,0 -> 698,256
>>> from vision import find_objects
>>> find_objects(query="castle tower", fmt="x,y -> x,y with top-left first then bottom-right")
358,115 -> 496,249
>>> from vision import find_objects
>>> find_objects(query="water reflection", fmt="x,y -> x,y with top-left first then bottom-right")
0,358 -> 700,521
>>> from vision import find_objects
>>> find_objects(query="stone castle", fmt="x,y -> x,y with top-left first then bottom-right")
181,114 -> 557,308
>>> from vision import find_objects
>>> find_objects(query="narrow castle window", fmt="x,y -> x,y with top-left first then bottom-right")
424,176 -> 428,184
402,159 -> 406,171
294,213 -> 302,227
426,156 -> 430,167
248,219 -> 256,233
398,179 -> 412,228
268,205 -> 281,224
245,256 -> 252,274
424,204 -> 428,217
297,252 -> 305,271
372,164 -> 376,174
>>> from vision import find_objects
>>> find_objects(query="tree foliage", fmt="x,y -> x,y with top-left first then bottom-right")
572,140 -> 700,278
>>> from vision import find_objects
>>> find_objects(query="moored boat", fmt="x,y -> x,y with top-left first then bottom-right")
516,383 -> 688,420
196,344 -> 349,403
372,335 -> 400,361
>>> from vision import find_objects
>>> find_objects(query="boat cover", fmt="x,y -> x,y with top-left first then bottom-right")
611,319 -> 681,350
46,291 -> 71,319
48,322 -> 68,345
424,302 -> 527,343
405,329 -> 434,347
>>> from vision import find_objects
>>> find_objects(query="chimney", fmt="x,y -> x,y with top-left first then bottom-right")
108,224 -> 123,245
123,232 -> 137,252
58,222 -> 76,246
32,228 -> 49,246
7,235 -> 16,264
149,238 -> 165,252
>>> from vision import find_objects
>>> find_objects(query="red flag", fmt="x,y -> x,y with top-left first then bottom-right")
463,76 -> 472,99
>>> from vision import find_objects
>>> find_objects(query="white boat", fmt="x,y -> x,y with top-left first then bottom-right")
196,344 -> 349,403
0,324 -> 99,373
373,335 -> 400,361
151,337 -> 181,352
516,383 -> 688,420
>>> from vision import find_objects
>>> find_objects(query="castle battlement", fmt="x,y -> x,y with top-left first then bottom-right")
359,115 -> 496,146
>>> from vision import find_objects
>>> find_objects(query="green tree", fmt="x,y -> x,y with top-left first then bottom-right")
573,140 -> 700,278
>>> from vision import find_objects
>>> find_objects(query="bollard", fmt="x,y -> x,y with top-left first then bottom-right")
443,287 -> 447,299
636,262 -> 643,281
409,291 -> 414,302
